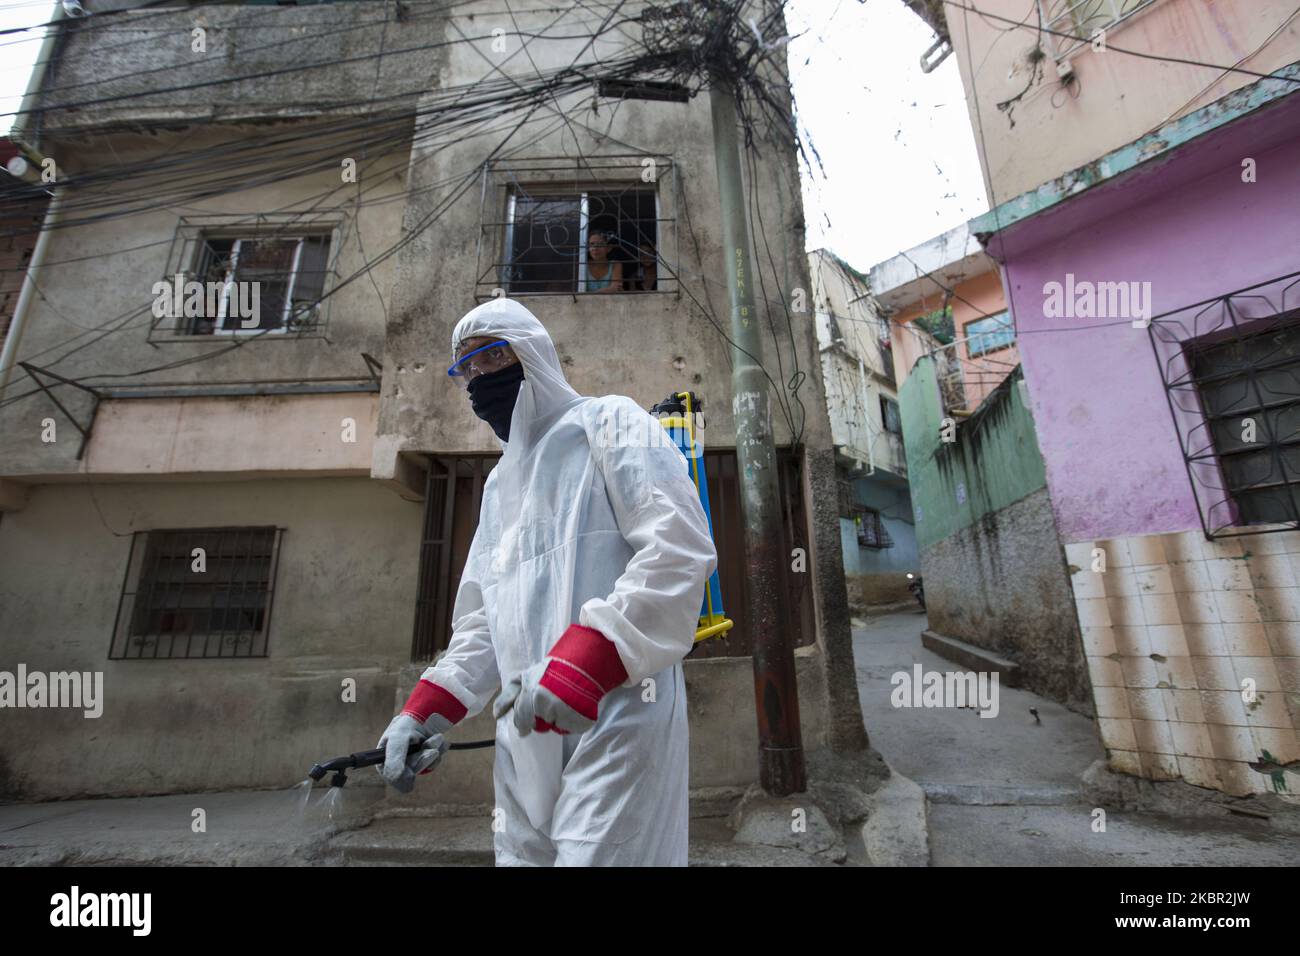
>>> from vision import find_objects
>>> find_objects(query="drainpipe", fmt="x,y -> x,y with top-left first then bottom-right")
1,2 -> 65,395
0,186 -> 62,395
857,357 -> 875,477
11,0 -> 65,151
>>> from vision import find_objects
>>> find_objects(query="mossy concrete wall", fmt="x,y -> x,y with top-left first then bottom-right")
899,359 -> 1090,707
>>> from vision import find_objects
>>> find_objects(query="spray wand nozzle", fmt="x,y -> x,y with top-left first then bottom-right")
308,738 -> 495,787
307,745 -> 415,788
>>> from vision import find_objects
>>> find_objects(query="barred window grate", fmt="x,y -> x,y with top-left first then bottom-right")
151,214 -> 342,343
1039,0 -> 1157,57
111,527 -> 283,659
474,156 -> 678,299
857,508 -> 894,549
1150,271 -> 1300,539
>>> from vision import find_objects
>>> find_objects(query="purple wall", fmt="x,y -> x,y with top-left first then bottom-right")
988,98 -> 1300,544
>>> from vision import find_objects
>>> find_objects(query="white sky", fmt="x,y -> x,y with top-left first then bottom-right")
787,0 -> 988,270
0,0 -> 51,133
0,0 -> 988,273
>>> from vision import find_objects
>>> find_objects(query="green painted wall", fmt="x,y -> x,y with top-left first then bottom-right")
899,358 -> 1048,550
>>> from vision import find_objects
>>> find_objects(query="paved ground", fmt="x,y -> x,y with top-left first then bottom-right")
0,786 -> 840,867
853,608 -> 1300,865
7,609 -> 1290,867
0,785 -> 371,866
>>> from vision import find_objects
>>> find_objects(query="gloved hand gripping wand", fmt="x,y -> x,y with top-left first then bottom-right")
307,738 -> 494,788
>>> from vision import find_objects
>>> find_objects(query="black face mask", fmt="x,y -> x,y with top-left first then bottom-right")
466,361 -> 524,442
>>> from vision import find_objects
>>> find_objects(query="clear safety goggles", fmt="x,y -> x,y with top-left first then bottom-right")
447,339 -> 518,388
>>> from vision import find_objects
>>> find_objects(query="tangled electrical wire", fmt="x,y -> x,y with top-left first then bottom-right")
0,0 -> 814,450
640,0 -> 797,145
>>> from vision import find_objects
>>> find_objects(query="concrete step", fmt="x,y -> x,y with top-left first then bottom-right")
921,629 -> 1022,686
921,782 -> 1082,806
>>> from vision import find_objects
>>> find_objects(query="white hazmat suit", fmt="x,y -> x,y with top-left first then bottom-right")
414,298 -> 717,866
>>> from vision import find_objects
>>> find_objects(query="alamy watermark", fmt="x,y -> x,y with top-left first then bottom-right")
151,273 -> 261,328
0,664 -> 103,718
1043,273 -> 1152,328
891,664 -> 999,718
50,886 -> 150,936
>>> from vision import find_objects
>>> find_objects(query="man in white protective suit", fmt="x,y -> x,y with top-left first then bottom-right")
377,297 -> 718,866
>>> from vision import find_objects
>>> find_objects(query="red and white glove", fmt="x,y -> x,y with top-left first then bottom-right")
376,680 -> 468,793
493,624 -> 629,736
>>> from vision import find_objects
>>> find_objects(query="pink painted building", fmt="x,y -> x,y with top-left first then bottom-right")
870,223 -> 1018,416
951,5 -> 1300,794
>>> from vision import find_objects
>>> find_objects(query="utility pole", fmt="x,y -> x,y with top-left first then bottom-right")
709,80 -> 806,796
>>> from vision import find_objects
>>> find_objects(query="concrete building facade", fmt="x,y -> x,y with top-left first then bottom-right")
0,1 -> 866,802
871,223 -> 1017,416
808,248 -> 919,608
932,0 -> 1300,794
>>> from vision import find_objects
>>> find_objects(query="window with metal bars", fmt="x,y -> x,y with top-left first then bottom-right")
1189,321 -> 1300,528
499,186 -> 661,295
185,233 -> 331,335
474,156 -> 678,300
1039,0 -> 1157,55
110,527 -> 282,659
856,508 -> 894,549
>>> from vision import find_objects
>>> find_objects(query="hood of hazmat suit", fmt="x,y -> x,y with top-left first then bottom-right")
421,297 -> 718,866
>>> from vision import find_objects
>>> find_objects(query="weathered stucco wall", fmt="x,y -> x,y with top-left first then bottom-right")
6,393 -> 379,482
0,136 -> 405,479
372,19 -> 825,465
900,358 -> 1047,550
990,96 -> 1300,545
924,487 -> 1092,709
40,2 -> 448,129
945,0 -> 1300,200
0,478 -> 421,800
900,358 -> 1088,705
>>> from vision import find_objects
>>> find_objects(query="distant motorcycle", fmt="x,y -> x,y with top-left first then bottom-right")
906,572 -> 925,611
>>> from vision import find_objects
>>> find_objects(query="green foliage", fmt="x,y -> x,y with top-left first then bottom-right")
915,305 -> 954,344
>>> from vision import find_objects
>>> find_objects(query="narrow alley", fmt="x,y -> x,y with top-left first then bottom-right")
854,609 -> 1300,865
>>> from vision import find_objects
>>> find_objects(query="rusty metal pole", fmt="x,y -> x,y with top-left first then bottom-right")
709,80 -> 806,795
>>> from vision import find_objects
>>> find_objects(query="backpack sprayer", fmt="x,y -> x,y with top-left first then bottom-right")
649,391 -> 734,643
307,390 -> 732,786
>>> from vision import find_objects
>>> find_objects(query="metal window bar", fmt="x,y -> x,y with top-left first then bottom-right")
1149,270 -> 1300,539
110,527 -> 281,660
858,509 -> 895,549
1038,0 -> 1157,58
411,456 -> 499,662
179,232 -> 333,337
474,156 -> 678,300
925,333 -> 1019,416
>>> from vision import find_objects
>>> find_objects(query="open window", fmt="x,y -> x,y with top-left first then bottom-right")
474,156 -> 677,300
186,234 -> 331,335
502,186 -> 660,295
